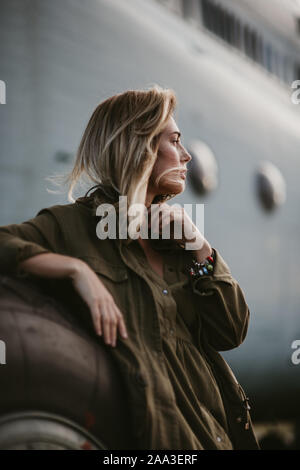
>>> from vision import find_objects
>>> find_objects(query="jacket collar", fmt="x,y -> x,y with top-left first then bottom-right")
75,185 -> 134,248
75,184 -> 184,252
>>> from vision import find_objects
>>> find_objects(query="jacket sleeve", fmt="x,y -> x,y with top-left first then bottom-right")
0,208 -> 63,279
191,248 -> 250,352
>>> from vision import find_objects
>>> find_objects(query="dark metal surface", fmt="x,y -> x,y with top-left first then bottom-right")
0,274 -> 135,450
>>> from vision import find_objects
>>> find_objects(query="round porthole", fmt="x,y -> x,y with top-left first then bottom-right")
255,161 -> 286,211
187,140 -> 218,195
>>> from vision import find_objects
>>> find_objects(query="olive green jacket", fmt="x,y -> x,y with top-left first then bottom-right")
0,188 -> 260,450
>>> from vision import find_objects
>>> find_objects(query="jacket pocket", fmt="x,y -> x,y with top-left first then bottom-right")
77,255 -> 128,281
77,255 -> 129,314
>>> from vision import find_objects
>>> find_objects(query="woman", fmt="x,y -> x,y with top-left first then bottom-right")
0,85 -> 259,450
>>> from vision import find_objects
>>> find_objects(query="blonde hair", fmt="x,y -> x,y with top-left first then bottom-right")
48,84 -> 177,213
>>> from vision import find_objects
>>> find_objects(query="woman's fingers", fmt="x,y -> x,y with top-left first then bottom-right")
72,264 -> 128,347
90,301 -> 102,336
101,305 -> 111,345
117,310 -> 128,339
110,311 -> 118,347
92,301 -> 128,347
109,306 -> 128,347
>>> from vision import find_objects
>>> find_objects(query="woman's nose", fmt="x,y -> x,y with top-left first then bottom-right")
181,146 -> 192,162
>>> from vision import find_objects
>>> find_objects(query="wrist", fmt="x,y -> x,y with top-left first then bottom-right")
194,242 -> 212,264
68,258 -> 87,280
185,248 -> 215,280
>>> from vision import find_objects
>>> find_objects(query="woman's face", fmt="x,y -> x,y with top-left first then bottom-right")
148,116 -> 192,198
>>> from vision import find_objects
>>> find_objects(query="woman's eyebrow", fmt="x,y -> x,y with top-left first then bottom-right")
169,131 -> 181,137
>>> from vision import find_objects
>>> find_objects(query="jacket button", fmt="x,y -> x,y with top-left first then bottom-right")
154,351 -> 164,363
135,372 -> 147,388
162,289 -> 168,295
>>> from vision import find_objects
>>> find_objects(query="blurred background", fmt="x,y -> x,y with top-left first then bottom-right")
1,0 -> 300,449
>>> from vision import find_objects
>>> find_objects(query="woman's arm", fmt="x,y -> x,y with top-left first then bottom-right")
0,210 -> 128,346
192,248 -> 250,351
18,252 -> 81,279
0,210 -> 64,278
18,252 -> 128,346
146,203 -> 249,350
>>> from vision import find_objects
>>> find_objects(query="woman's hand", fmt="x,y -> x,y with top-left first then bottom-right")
69,260 -> 128,347
146,202 -> 212,261
18,253 -> 128,347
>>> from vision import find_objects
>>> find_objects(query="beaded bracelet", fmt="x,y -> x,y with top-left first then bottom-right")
185,250 -> 215,280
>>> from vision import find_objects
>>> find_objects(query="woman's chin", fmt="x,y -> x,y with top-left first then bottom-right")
159,181 -> 185,196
